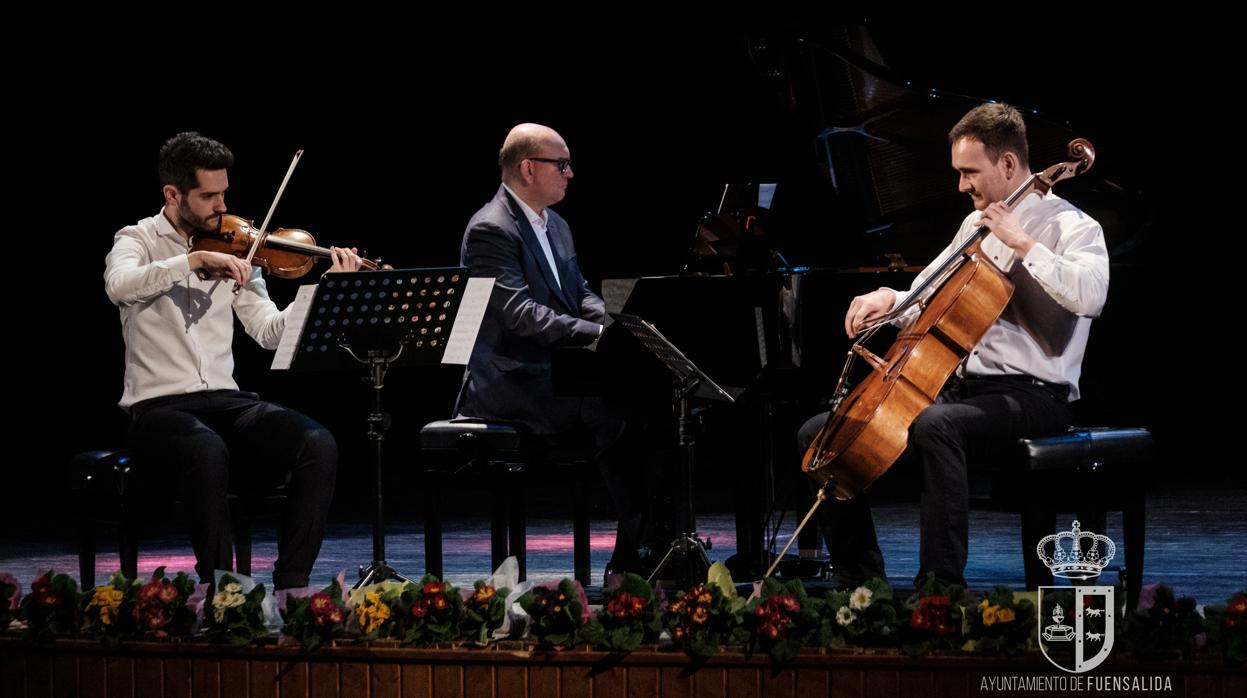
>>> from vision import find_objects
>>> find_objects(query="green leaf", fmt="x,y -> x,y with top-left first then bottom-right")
707,562 -> 736,597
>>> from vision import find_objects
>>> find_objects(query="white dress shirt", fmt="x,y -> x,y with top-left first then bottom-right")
502,183 -> 562,289
104,209 -> 287,409
887,191 -> 1109,400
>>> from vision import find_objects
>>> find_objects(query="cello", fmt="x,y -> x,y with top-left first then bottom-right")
801,138 -> 1096,502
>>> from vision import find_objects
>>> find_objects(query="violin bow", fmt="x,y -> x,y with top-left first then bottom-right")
233,149 -> 304,293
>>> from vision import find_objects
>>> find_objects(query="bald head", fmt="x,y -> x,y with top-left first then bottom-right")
498,123 -> 573,212
499,123 -> 565,175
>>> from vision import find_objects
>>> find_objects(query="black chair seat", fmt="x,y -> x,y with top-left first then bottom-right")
981,427 -> 1153,608
72,449 -> 287,589
419,418 -> 524,453
1020,427 -> 1154,470
419,419 -> 592,585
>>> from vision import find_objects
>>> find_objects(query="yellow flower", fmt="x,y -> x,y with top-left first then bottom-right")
982,604 -> 998,626
995,607 -> 1015,623
357,592 -> 391,634
87,586 -> 125,626
979,599 -> 990,610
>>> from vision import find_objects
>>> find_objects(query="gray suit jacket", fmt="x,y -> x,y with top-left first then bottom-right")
455,185 -> 605,433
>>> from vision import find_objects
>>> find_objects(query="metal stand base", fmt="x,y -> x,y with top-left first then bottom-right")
648,534 -> 712,589
357,560 -> 408,588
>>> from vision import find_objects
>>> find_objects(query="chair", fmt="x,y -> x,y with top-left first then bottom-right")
978,427 -> 1153,608
418,419 -> 593,586
70,449 -> 286,589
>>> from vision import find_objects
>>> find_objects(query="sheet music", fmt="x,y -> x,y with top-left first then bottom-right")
441,277 -> 494,365
758,183 -> 777,209
271,284 -> 318,370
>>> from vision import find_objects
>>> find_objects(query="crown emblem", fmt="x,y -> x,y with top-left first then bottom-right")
1036,520 -> 1115,579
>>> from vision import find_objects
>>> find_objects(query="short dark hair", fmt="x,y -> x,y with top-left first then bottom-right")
948,103 -> 1028,169
158,132 -> 234,193
498,131 -> 544,173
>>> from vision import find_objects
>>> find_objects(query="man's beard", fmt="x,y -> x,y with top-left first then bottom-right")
177,198 -> 220,235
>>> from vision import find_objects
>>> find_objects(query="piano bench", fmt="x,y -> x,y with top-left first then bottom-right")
975,427 -> 1153,608
418,419 -> 592,586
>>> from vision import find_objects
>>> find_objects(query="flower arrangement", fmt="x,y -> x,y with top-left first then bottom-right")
461,580 -> 509,645
396,576 -> 463,645
582,573 -> 662,652
281,577 -> 350,650
516,578 -> 586,648
963,585 -> 1035,655
5,563 -> 1246,666
746,577 -> 826,664
18,571 -> 80,641
1123,584 -> 1204,660
203,574 -> 268,646
350,583 -> 401,640
0,572 -> 19,631
823,577 -> 900,648
82,573 -> 134,644
131,567 -> 198,640
1204,590 -> 1247,666
663,563 -> 748,660
900,574 -> 966,656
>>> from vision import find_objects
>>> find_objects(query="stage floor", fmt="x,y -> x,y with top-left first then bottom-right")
3,490 -> 1243,602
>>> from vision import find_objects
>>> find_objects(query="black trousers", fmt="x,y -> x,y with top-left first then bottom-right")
528,395 -> 667,577
128,390 -> 337,589
798,376 -> 1072,588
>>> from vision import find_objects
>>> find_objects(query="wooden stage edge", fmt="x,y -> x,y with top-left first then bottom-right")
2,636 -> 1244,697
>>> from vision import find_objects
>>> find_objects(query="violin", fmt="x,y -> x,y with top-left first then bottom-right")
191,213 -> 385,280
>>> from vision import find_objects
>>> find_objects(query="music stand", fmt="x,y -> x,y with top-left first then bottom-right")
273,267 -> 492,587
610,313 -> 735,589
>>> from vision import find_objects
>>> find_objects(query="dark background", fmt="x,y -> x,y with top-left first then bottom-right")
5,12 -> 1240,524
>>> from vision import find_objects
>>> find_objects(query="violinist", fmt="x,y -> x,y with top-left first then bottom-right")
103,132 -> 361,589
798,104 -> 1109,589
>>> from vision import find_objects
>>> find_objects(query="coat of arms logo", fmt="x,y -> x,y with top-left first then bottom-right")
1036,520 -> 1117,673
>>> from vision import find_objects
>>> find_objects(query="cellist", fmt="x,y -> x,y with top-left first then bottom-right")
797,104 -> 1109,589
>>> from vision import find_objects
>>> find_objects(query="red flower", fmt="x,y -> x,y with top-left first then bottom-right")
607,592 -> 644,619
422,581 -> 445,596
144,607 -> 168,629
309,592 -> 333,617
158,584 -> 179,604
139,582 -> 161,602
328,608 -> 344,625
38,592 -> 62,606
1228,595 -> 1247,616
431,595 -> 448,612
910,608 -> 931,630
411,599 -> 429,618
471,585 -> 496,610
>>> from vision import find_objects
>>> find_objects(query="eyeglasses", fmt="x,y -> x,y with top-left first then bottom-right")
527,157 -> 572,175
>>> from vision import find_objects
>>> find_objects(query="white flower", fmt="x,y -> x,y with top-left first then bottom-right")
849,586 -> 873,611
212,592 -> 231,623
836,605 -> 856,627
212,590 -> 246,622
